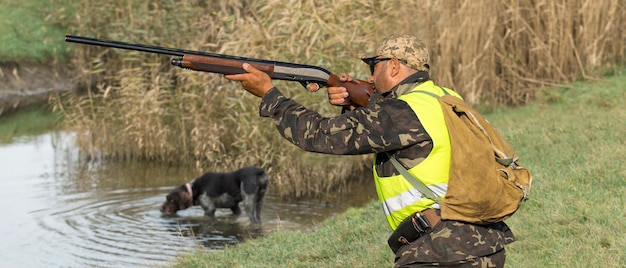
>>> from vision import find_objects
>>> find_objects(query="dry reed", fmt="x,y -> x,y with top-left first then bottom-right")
52,0 -> 626,197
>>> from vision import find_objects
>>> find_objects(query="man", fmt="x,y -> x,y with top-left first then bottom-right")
225,35 -> 514,267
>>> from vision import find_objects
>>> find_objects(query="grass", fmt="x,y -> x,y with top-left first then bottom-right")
170,71 -> 626,268
0,0 -> 69,64
491,73 -> 626,267
173,202 -> 393,268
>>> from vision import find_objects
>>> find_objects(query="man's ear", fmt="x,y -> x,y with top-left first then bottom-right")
389,57 -> 403,77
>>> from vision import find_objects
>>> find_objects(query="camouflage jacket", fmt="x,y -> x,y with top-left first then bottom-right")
259,72 -> 515,262
259,72 -> 432,179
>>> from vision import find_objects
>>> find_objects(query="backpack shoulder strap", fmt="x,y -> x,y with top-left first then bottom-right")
388,155 -> 442,204
410,86 -> 450,98
438,95 -> 517,166
413,90 -> 439,98
389,87 -> 451,204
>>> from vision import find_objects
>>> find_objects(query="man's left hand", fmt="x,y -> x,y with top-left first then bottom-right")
224,63 -> 274,98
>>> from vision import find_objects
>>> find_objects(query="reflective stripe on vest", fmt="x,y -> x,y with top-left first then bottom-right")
373,81 -> 464,230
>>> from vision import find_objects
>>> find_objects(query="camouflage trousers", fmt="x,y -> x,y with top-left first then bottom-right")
393,221 -> 515,268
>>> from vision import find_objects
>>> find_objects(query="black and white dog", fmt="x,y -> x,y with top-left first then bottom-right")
160,166 -> 269,225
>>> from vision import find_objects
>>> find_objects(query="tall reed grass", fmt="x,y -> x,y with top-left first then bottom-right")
52,0 -> 626,197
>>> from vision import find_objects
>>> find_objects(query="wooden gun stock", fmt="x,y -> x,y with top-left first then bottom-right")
173,55 -> 372,106
326,73 -> 372,107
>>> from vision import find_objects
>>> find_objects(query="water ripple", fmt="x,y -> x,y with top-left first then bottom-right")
0,132 -> 377,267
27,187 -> 341,267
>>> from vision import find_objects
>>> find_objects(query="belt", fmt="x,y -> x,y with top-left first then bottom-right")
417,208 -> 441,229
387,208 -> 442,253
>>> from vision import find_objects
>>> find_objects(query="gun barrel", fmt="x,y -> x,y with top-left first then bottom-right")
64,35 -> 329,73
65,35 -> 189,57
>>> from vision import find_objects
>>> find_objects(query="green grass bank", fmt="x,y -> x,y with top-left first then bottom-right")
171,72 -> 626,267
0,0 -> 68,63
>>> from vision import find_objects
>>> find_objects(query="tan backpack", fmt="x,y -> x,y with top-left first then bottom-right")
398,89 -> 533,225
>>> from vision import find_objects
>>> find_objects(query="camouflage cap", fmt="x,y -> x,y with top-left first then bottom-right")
360,35 -> 429,72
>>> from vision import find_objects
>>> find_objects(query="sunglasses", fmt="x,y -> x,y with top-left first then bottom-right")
367,57 -> 408,74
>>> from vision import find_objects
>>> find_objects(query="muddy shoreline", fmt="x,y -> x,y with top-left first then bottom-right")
0,63 -> 77,116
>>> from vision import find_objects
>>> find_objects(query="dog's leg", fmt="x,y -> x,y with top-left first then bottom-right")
255,188 -> 266,223
253,173 -> 268,224
197,193 -> 217,217
231,205 -> 241,215
243,193 -> 260,225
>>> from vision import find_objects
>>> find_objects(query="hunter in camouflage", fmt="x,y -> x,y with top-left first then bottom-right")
226,35 -> 515,267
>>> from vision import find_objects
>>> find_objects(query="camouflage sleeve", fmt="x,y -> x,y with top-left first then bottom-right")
259,87 -> 429,155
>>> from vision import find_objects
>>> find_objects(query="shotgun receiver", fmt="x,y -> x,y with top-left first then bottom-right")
64,35 -> 373,106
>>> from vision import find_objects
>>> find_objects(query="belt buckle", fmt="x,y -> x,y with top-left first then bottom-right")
412,212 -> 431,233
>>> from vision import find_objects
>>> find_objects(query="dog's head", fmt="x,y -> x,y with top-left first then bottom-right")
160,186 -> 193,215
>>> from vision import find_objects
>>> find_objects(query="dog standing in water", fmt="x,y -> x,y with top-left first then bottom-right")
160,166 -> 269,225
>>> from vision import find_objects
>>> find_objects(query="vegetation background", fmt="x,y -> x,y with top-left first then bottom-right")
44,0 -> 626,198
0,0 -> 624,267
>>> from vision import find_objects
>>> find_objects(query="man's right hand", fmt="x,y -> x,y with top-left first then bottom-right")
327,73 -> 353,106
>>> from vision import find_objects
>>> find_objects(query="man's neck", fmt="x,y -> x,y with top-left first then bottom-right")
389,71 -> 431,97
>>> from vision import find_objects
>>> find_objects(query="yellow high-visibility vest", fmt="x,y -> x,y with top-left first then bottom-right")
373,80 -> 463,230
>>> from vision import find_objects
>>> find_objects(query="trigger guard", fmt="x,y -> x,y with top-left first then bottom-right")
303,82 -> 321,92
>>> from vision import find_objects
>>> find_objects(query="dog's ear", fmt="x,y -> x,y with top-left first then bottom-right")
161,192 -> 182,215
179,191 -> 193,209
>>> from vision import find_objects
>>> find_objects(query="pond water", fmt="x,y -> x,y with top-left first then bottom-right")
0,132 -> 377,267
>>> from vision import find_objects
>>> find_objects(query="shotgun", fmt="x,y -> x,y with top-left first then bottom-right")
64,35 -> 373,106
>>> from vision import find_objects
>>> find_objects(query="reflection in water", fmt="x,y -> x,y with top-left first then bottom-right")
0,132 -> 376,267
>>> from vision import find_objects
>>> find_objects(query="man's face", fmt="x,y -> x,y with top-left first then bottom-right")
367,57 -> 394,93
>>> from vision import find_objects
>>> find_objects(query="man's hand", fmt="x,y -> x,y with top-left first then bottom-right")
224,63 -> 274,98
327,73 -> 353,106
